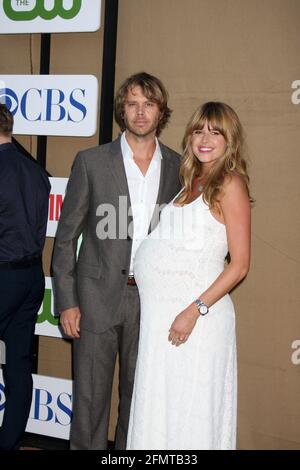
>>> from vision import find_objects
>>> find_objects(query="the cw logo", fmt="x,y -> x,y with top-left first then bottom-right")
3,0 -> 82,21
37,288 -> 59,326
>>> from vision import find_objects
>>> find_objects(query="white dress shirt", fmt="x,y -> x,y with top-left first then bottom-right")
121,132 -> 162,275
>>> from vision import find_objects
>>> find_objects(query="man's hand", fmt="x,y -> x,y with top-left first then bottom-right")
168,303 -> 199,347
60,307 -> 81,338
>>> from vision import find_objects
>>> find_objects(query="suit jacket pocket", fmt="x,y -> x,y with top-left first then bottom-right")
76,262 -> 102,279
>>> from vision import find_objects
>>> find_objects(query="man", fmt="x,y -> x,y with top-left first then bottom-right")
0,104 -> 50,450
52,72 -> 181,450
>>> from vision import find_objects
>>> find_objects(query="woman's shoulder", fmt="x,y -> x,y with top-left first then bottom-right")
223,172 -> 247,192
220,173 -> 249,204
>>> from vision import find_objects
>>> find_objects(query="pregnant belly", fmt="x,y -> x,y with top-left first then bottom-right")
134,238 -> 189,287
134,238 -> 219,311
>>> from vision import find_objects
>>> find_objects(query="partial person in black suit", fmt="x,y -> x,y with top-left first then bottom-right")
0,104 -> 51,450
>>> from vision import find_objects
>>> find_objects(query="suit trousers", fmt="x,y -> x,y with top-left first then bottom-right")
70,284 -> 140,450
0,264 -> 45,450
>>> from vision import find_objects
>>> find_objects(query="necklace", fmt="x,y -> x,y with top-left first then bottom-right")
197,176 -> 206,192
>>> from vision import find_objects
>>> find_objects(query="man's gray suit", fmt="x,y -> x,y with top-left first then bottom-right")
52,136 -> 181,449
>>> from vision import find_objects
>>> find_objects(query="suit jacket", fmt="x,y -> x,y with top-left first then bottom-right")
52,136 -> 181,333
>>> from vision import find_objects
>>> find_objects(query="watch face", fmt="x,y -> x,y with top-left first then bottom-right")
200,305 -> 208,315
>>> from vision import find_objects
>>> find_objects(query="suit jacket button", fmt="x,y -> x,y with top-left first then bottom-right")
121,269 -> 126,275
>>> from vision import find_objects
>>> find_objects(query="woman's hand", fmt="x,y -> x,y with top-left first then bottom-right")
168,303 -> 200,347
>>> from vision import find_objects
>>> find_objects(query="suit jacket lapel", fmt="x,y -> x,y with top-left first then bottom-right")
107,137 -> 133,239
108,137 -> 179,236
148,141 -> 177,233
108,137 -> 174,205
155,141 -> 179,206
155,150 -> 166,208
107,137 -> 131,201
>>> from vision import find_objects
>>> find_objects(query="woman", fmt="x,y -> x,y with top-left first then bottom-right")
127,102 -> 252,450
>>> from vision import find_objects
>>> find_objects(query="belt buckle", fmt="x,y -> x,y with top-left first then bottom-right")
127,275 -> 136,286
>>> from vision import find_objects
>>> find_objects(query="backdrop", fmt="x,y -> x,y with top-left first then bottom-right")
0,0 -> 299,449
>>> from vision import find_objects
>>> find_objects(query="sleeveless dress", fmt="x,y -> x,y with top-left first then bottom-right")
126,193 -> 237,450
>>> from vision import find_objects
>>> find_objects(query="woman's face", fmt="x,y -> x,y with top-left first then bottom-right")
191,120 -> 227,169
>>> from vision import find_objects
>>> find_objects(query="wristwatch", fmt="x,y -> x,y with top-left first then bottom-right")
194,298 -> 209,316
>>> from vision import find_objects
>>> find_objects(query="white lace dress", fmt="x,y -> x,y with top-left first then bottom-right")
126,194 -> 237,450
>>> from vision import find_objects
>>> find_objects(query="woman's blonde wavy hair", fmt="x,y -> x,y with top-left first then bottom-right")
176,102 -> 252,208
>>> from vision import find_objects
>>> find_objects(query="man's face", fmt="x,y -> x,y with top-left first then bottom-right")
123,86 -> 162,138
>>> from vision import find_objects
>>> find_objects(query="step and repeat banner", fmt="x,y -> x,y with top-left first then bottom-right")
0,0 -> 102,439
0,370 -> 72,439
0,0 -> 101,33
37,177 -> 68,339
0,75 -> 98,136
47,177 -> 68,238
37,177 -> 83,340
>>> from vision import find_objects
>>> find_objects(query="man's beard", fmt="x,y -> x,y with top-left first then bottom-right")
124,117 -> 160,138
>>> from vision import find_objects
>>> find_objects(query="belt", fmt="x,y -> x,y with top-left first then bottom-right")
0,256 -> 42,270
127,275 -> 136,286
